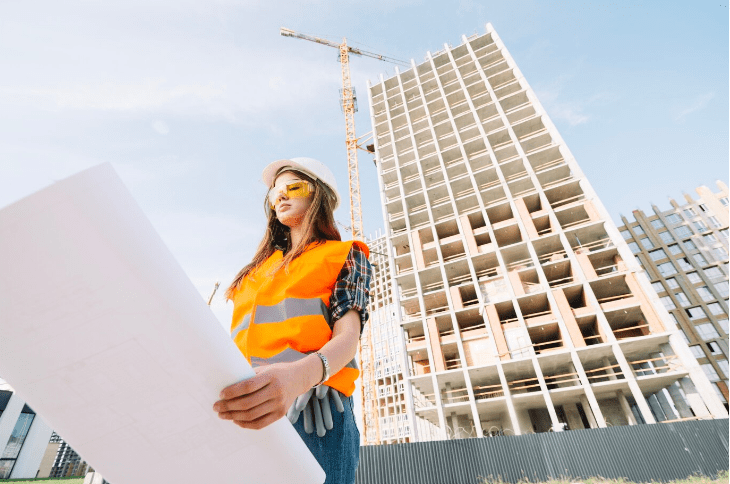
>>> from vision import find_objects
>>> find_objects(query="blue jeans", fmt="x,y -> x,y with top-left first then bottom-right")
292,393 -> 360,484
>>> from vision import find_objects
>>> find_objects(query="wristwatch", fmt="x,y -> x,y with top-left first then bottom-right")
314,352 -> 330,386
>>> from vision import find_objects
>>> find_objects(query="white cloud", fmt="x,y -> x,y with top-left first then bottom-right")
674,92 -> 715,121
152,120 -> 171,135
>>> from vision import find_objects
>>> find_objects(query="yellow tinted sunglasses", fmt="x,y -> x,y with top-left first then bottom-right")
268,180 -> 314,209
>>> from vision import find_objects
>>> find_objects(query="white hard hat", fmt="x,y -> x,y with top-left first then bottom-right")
262,157 -> 340,209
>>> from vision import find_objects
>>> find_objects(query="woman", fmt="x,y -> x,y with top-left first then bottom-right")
213,157 -> 371,484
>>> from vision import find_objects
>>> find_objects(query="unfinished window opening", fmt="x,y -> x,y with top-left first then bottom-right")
394,252 -> 414,275
503,359 -> 540,395
420,267 -> 445,294
534,235 -> 567,264
442,348 -> 462,371
502,159 -> 528,184
455,284 -> 480,309
604,306 -> 651,340
583,355 -> 624,384
435,219 -> 461,240
539,358 -> 580,391
509,177 -> 536,198
576,315 -> 604,346
474,167 -> 501,192
590,275 -> 637,311
520,130 -> 553,155
470,366 -> 503,400
499,90 -> 529,113
545,260 -> 574,288
473,252 -> 501,281
587,247 -> 624,277
555,204 -> 592,230
423,290 -> 449,316
630,352 -> 681,377
493,143 -> 519,164
428,185 -> 450,208
533,215 -> 555,237
519,293 -> 555,327
566,224 -> 612,254
545,180 -> 585,210
441,237 -> 466,262
443,259 -> 472,287
486,202 -> 514,226
527,322 -> 563,354
536,163 -> 572,189
502,244 -> 533,272
493,223 -> 523,247
495,300 -> 519,327
517,268 -> 543,295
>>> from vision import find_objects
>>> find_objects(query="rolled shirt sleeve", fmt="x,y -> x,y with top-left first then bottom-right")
328,244 -> 373,333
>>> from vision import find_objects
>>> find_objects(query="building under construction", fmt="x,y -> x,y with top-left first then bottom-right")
360,23 -> 728,444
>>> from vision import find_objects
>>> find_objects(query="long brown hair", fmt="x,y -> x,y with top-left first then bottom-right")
225,169 -> 341,300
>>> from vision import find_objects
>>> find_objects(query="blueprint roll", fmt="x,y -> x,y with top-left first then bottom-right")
0,163 -> 325,484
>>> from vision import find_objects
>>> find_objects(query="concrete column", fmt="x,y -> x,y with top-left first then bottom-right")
613,254 -> 627,272
677,376 -> 711,418
514,198 -> 539,239
485,305 -> 510,361
602,357 -> 617,380
497,364 -> 522,435
612,344 -> 657,424
410,229 -> 426,271
532,359 -> 561,431
616,390 -> 638,425
564,403 -> 585,429
450,286 -> 464,310
427,317 -> 446,372
459,215 -> 479,255
665,382 -> 694,418
656,389 -> 679,421
647,394 -> 666,421
624,272 -> 665,333
583,200 -> 602,223
552,288 -> 585,347
573,249 -> 597,279
579,395 -> 598,428
508,269 -> 525,296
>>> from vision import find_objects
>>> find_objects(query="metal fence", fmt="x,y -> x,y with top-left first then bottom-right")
355,418 -> 729,484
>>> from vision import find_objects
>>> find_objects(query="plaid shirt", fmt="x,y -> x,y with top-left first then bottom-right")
328,244 -> 372,333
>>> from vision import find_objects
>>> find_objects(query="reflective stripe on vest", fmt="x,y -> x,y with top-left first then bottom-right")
230,239 -> 369,397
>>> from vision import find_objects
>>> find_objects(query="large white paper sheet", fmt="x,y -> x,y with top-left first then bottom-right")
0,164 -> 325,484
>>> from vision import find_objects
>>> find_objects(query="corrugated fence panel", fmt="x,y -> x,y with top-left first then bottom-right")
355,419 -> 729,484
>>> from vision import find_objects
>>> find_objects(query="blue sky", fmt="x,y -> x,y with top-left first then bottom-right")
0,1 -> 727,327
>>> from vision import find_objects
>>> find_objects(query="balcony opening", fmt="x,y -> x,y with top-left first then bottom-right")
544,180 -> 585,210
443,259 -> 472,287
590,275 -> 636,310
604,306 -> 650,340
494,143 -> 520,164
470,365 -> 504,400
576,315 -> 605,346
495,300 -> 519,327
587,248 -> 624,277
504,359 -> 541,395
539,358 -> 580,391
519,293 -> 555,327
435,218 -> 461,240
555,204 -> 592,230
493,223 -> 523,247
486,202 -> 514,225
583,355 -> 625,384
527,322 -> 564,354
517,268 -> 543,295
473,252 -> 501,280
502,244 -> 533,272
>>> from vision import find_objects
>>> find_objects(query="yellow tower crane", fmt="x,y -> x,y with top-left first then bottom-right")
280,27 -> 409,240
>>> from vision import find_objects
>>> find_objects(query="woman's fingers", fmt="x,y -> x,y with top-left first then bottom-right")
214,380 -> 276,414
219,397 -> 277,423
218,372 -> 271,402
233,411 -> 281,431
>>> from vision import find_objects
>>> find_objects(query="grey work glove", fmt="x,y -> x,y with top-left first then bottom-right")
286,385 -> 345,437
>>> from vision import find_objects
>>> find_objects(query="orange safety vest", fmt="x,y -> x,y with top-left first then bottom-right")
230,239 -> 369,397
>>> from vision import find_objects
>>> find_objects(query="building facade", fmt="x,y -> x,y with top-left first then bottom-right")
0,385 -> 53,479
365,23 -> 728,442
617,182 -> 729,408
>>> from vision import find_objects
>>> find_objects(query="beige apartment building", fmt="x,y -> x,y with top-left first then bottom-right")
617,183 -> 729,408
363,23 -> 728,443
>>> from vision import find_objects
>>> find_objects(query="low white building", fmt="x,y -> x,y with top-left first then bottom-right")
0,380 -> 54,479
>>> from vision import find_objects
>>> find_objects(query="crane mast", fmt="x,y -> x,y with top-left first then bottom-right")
339,40 -> 364,240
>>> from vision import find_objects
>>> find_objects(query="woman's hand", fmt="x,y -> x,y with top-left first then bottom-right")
213,362 -> 310,430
